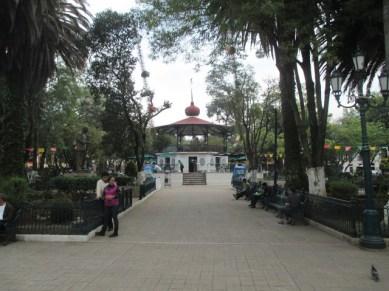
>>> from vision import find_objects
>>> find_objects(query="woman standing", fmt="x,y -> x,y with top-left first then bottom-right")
96,177 -> 119,237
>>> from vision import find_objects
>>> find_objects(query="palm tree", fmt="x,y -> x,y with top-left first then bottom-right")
0,0 -> 90,176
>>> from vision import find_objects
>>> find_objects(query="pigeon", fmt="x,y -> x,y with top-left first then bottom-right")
371,265 -> 379,282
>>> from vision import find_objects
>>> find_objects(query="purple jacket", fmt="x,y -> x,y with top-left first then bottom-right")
103,183 -> 119,207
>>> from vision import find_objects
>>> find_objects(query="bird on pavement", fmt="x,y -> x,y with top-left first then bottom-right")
371,265 -> 379,282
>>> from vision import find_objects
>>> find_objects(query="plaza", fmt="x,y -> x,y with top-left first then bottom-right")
1,174 -> 389,291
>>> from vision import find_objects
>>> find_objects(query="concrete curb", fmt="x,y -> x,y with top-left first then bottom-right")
307,219 -> 389,247
16,188 -> 159,243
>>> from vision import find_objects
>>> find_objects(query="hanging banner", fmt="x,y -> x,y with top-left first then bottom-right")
324,144 -> 331,150
370,146 -> 377,151
345,146 -> 352,152
25,147 -> 34,152
334,145 -> 342,151
38,148 -> 45,154
50,147 -> 57,153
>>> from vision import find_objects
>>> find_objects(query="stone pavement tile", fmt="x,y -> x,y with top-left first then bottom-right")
3,180 -> 389,290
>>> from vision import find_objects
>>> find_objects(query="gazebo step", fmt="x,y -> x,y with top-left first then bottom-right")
182,172 -> 207,185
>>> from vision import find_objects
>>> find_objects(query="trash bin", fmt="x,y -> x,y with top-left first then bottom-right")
164,170 -> 171,186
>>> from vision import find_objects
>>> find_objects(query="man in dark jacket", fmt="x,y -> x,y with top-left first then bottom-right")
233,178 -> 250,200
249,182 -> 270,208
0,193 -> 16,245
278,189 -> 300,224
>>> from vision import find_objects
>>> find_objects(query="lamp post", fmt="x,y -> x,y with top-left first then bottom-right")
330,52 -> 389,249
273,106 -> 278,189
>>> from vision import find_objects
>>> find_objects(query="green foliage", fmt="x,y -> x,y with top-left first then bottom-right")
49,198 -> 74,224
0,176 -> 29,204
87,10 -> 170,170
115,176 -> 135,186
327,180 -> 358,200
125,162 -> 138,178
206,56 -> 279,169
49,176 -> 99,192
0,0 -> 90,176
49,174 -> 133,192
35,66 -> 104,169
327,110 -> 389,148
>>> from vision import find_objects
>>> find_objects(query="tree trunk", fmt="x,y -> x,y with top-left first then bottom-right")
276,46 -> 307,189
0,90 -> 25,176
384,0 -> 389,67
301,45 -> 320,167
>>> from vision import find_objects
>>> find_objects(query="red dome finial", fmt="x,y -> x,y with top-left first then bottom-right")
185,101 -> 200,116
185,78 -> 200,116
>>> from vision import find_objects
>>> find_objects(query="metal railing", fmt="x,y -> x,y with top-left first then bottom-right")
17,187 -> 132,235
176,144 -> 225,152
139,178 -> 156,199
304,194 -> 358,237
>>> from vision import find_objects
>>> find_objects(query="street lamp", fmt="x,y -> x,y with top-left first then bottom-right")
273,106 -> 279,190
330,52 -> 389,249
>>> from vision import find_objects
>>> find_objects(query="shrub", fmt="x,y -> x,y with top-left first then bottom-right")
49,198 -> 74,224
125,161 -> 138,177
115,176 -> 134,186
49,176 -> 99,192
49,174 -> 133,192
0,176 -> 28,204
327,180 -> 358,200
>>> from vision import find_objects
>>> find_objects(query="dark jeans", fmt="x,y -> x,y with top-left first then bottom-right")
280,206 -> 298,219
102,205 -> 119,234
99,200 -> 113,229
0,221 -> 5,231
236,189 -> 249,199
249,194 -> 263,207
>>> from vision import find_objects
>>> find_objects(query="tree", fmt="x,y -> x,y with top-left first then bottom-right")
139,0 -> 317,188
27,66 -> 104,170
87,10 -> 170,172
0,0 -> 90,176
206,56 -> 278,174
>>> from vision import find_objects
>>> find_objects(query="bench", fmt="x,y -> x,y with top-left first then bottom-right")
266,190 -> 307,224
0,208 -> 22,245
235,182 -> 258,200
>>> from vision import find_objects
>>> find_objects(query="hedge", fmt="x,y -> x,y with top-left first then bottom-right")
327,180 -> 358,200
49,175 -> 134,192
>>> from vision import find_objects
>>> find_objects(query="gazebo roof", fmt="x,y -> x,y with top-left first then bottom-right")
155,116 -> 232,136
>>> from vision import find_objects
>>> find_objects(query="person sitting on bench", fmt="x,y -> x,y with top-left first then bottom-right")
278,188 -> 300,225
233,178 -> 250,200
0,193 -> 16,244
249,182 -> 270,208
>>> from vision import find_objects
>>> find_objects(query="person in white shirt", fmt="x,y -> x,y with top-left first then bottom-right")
96,172 -> 109,199
96,173 -> 113,231
0,193 -> 15,230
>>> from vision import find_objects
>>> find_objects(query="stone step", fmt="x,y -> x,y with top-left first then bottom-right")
182,173 -> 207,185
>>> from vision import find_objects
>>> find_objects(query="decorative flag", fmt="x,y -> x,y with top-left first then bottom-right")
370,146 -> 377,151
334,145 -> 342,150
324,144 -> 331,150
50,147 -> 57,153
38,148 -> 45,154
345,146 -> 352,152
25,147 -> 33,152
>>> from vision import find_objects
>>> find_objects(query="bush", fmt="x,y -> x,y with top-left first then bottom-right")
125,161 -> 138,177
327,180 -> 358,200
49,174 -> 134,192
115,176 -> 134,186
49,176 -> 99,192
0,176 -> 28,204
49,198 -> 74,224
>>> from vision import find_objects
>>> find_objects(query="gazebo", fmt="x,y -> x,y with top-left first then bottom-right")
154,98 -> 232,173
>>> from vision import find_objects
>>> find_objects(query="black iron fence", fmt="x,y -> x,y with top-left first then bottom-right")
17,187 -> 132,235
304,193 -> 389,238
139,178 -> 156,199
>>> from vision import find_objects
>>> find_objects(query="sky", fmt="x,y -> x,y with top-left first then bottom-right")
87,0 -> 381,126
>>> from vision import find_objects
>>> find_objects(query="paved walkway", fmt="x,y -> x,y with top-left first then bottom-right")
1,174 -> 389,291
